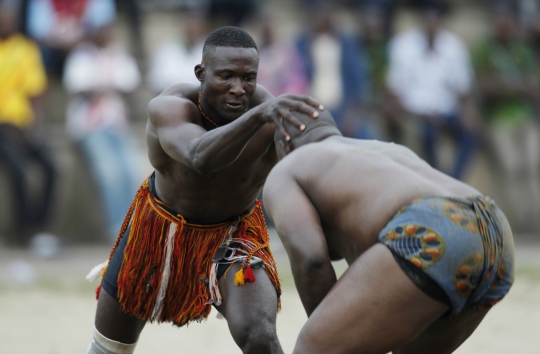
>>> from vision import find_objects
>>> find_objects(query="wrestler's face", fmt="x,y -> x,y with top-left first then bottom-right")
196,46 -> 259,123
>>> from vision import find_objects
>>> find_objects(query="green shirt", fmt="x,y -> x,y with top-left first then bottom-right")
473,38 -> 538,127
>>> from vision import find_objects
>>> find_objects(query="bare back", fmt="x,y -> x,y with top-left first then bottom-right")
147,83 -> 277,223
269,137 -> 480,263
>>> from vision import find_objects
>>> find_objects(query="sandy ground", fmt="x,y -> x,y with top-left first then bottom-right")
0,231 -> 539,354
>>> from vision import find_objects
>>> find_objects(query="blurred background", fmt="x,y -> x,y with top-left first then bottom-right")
0,0 -> 539,353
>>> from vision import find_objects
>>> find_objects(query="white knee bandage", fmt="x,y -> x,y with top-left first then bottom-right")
87,327 -> 138,354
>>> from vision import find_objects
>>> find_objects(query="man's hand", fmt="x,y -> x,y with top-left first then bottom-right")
254,94 -> 324,141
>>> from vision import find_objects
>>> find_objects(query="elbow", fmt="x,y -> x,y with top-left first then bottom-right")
191,149 -> 219,175
192,155 -> 212,175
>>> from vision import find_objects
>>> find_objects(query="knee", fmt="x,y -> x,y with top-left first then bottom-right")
231,317 -> 280,354
87,327 -> 137,354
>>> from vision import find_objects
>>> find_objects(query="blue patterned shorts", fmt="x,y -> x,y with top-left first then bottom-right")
378,196 -> 515,313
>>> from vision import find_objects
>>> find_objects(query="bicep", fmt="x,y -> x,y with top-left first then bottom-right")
148,96 -> 206,167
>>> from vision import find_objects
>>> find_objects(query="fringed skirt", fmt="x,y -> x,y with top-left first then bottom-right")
98,176 -> 281,327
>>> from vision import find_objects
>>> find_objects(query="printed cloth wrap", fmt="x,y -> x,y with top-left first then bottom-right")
379,195 -> 514,313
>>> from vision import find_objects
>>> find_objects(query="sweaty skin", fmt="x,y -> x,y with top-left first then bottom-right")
264,118 -> 500,353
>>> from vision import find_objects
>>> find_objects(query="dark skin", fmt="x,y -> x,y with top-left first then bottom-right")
264,112 -> 512,353
95,45 -> 323,354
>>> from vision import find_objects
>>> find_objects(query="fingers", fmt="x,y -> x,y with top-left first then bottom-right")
275,115 -> 291,141
279,109 -> 306,132
280,94 -> 325,112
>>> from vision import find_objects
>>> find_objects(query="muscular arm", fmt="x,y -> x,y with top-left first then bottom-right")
148,87 -> 272,174
263,164 -> 337,317
149,84 -> 322,175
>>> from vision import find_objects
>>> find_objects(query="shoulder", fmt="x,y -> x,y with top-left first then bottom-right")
9,34 -> 40,53
148,84 -> 200,124
249,84 -> 274,107
438,30 -> 468,50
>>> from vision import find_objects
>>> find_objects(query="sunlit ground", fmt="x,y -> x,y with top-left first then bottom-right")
0,232 -> 539,354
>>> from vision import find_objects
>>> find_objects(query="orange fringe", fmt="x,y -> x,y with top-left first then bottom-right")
104,178 -> 281,327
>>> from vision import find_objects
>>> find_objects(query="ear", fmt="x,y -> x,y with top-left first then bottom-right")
195,64 -> 204,83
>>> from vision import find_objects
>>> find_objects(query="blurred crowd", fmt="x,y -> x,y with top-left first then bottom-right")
0,0 -> 539,249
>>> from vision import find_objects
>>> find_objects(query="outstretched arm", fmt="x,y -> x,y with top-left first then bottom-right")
263,164 -> 337,317
148,86 -> 323,175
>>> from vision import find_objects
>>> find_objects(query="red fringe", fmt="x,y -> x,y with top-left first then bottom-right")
106,181 -> 281,327
244,265 -> 256,282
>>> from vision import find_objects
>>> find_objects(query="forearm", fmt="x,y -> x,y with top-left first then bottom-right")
292,257 -> 337,317
188,109 -> 266,174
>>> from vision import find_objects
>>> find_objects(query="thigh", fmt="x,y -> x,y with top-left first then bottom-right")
394,307 -> 489,354
293,244 -> 450,354
215,262 -> 279,339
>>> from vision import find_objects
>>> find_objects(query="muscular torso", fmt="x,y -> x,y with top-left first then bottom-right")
287,137 -> 480,264
146,84 -> 277,223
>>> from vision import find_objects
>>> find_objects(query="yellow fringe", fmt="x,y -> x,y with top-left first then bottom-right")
234,268 -> 245,286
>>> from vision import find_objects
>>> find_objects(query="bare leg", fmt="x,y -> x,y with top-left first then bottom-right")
215,263 -> 284,354
95,290 -> 146,344
394,307 -> 488,354
292,244 -> 486,354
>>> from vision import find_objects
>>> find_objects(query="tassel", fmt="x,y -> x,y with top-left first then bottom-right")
244,265 -> 256,282
234,268 -> 245,286
95,285 -> 102,300
86,260 -> 109,282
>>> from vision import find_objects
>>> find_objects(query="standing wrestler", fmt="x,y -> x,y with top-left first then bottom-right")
263,110 -> 514,354
86,26 -> 323,354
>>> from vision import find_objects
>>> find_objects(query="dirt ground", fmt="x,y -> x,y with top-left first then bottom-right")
0,231 -> 539,354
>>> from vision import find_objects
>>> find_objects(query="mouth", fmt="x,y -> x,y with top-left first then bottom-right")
224,102 -> 244,110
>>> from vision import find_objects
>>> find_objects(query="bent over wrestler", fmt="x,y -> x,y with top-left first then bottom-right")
86,26 -> 323,354
263,110 -> 514,354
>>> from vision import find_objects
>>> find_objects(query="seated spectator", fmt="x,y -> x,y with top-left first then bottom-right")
473,5 -> 540,232
0,0 -> 57,245
295,6 -> 369,138
256,17 -> 309,97
25,0 -> 116,78
63,20 -> 143,242
386,3 -> 478,180
146,14 -> 208,93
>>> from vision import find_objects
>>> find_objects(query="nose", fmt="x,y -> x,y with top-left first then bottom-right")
229,78 -> 245,96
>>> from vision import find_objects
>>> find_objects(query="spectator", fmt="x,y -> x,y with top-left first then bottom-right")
63,20 -> 143,242
296,6 -> 369,137
25,0 -> 116,78
256,17 -> 309,97
473,5 -> 540,232
0,0 -> 57,245
352,6 -> 394,141
386,3 -> 478,180
146,13 -> 208,93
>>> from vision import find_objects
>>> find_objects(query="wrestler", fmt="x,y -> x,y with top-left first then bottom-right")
86,26 -> 323,354
263,110 -> 515,354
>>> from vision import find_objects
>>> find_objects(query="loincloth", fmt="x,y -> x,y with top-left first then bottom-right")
378,195 -> 514,314
93,173 -> 281,326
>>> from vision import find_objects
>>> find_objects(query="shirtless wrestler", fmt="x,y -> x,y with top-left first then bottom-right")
86,26 -> 323,354
263,110 -> 514,354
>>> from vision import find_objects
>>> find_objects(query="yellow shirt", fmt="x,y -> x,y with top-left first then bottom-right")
0,34 -> 47,128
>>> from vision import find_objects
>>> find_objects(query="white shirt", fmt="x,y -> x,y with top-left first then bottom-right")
147,38 -> 204,92
387,28 -> 474,116
310,34 -> 343,110
63,42 -> 141,138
